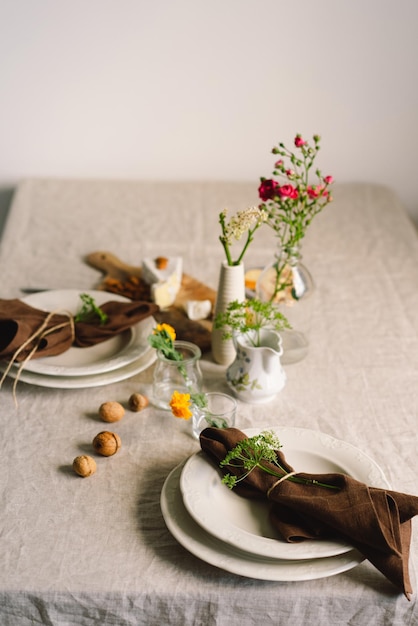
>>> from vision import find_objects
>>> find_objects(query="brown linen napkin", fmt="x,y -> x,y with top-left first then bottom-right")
0,298 -> 159,361
200,427 -> 418,599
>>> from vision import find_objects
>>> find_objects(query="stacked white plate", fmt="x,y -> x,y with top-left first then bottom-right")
161,426 -> 390,581
0,290 -> 156,388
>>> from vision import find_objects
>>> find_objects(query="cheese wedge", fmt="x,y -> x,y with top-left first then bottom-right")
142,257 -> 183,308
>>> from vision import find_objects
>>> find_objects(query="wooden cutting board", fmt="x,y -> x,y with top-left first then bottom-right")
85,251 -> 216,352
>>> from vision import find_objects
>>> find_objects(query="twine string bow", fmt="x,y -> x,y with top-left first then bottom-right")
0,309 -> 75,405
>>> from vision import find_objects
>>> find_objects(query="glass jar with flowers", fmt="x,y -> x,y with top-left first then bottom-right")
257,134 -> 334,363
214,298 -> 290,403
148,323 -> 203,410
212,205 -> 267,366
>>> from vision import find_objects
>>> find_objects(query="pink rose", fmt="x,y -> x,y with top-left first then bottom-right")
294,135 -> 306,148
324,175 -> 334,184
274,159 -> 284,168
307,185 -> 319,199
258,179 -> 279,201
279,184 -> 297,199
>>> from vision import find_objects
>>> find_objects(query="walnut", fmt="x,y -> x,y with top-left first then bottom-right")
128,393 -> 149,412
92,431 -> 121,456
73,455 -> 97,477
155,256 -> 168,269
99,401 -> 125,423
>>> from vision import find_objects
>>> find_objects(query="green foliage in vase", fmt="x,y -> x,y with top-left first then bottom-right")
258,134 -> 334,301
219,206 -> 267,266
214,298 -> 290,347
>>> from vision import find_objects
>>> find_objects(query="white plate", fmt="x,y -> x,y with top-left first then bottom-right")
161,461 -> 365,582
17,290 -> 154,376
180,427 -> 390,560
0,346 -> 156,389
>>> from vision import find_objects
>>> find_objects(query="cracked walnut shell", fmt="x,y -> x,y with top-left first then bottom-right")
92,431 -> 121,456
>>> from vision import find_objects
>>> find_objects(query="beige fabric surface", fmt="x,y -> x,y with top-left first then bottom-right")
0,179 -> 417,625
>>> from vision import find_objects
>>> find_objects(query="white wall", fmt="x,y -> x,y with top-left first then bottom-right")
1,0 -> 417,220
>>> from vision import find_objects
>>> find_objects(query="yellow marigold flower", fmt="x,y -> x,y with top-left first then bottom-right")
154,323 -> 176,341
170,391 -> 193,420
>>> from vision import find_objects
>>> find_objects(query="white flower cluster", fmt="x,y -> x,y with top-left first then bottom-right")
221,207 -> 267,245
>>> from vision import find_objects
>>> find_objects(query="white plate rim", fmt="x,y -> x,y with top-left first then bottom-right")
161,461 -> 365,582
0,346 -> 156,389
16,289 -> 153,376
180,426 -> 391,560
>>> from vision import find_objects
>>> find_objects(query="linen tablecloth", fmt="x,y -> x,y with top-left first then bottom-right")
0,179 -> 417,625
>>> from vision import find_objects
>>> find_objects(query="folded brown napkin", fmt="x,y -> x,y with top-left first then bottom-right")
0,298 -> 159,362
200,427 -> 418,599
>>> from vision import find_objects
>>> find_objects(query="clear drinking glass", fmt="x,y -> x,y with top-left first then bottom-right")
192,391 -> 237,440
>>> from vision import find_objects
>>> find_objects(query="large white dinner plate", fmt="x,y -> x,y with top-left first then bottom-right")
161,461 -> 365,582
16,290 -> 154,376
0,345 -> 156,389
180,427 -> 390,561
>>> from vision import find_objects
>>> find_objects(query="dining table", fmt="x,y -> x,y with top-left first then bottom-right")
0,177 -> 417,626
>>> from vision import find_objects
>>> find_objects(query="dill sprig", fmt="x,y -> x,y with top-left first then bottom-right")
220,430 -> 339,491
214,298 -> 290,347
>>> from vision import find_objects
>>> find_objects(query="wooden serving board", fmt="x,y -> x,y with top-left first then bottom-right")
85,251 -> 216,352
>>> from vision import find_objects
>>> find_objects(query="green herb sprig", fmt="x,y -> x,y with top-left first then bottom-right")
214,298 -> 290,347
74,293 -> 108,325
221,430 -> 339,490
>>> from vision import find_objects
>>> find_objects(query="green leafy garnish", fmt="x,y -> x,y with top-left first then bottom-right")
75,293 -> 108,325
220,430 -> 339,490
214,298 -> 290,347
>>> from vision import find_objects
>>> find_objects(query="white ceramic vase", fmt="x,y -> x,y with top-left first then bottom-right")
226,328 -> 286,404
211,261 -> 245,366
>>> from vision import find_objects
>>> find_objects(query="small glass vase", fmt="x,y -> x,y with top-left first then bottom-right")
256,246 -> 314,364
152,340 -> 203,410
192,391 -> 237,440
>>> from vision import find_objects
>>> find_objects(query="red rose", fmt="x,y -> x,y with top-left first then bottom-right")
258,179 -> 279,201
279,184 -> 297,198
307,185 -> 319,199
324,175 -> 334,184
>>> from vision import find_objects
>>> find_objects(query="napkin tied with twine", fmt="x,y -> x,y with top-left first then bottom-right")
0,298 -> 159,362
200,427 -> 418,599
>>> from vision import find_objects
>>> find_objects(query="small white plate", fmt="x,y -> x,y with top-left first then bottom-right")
180,427 -> 390,560
17,290 -> 154,376
161,461 -> 365,582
